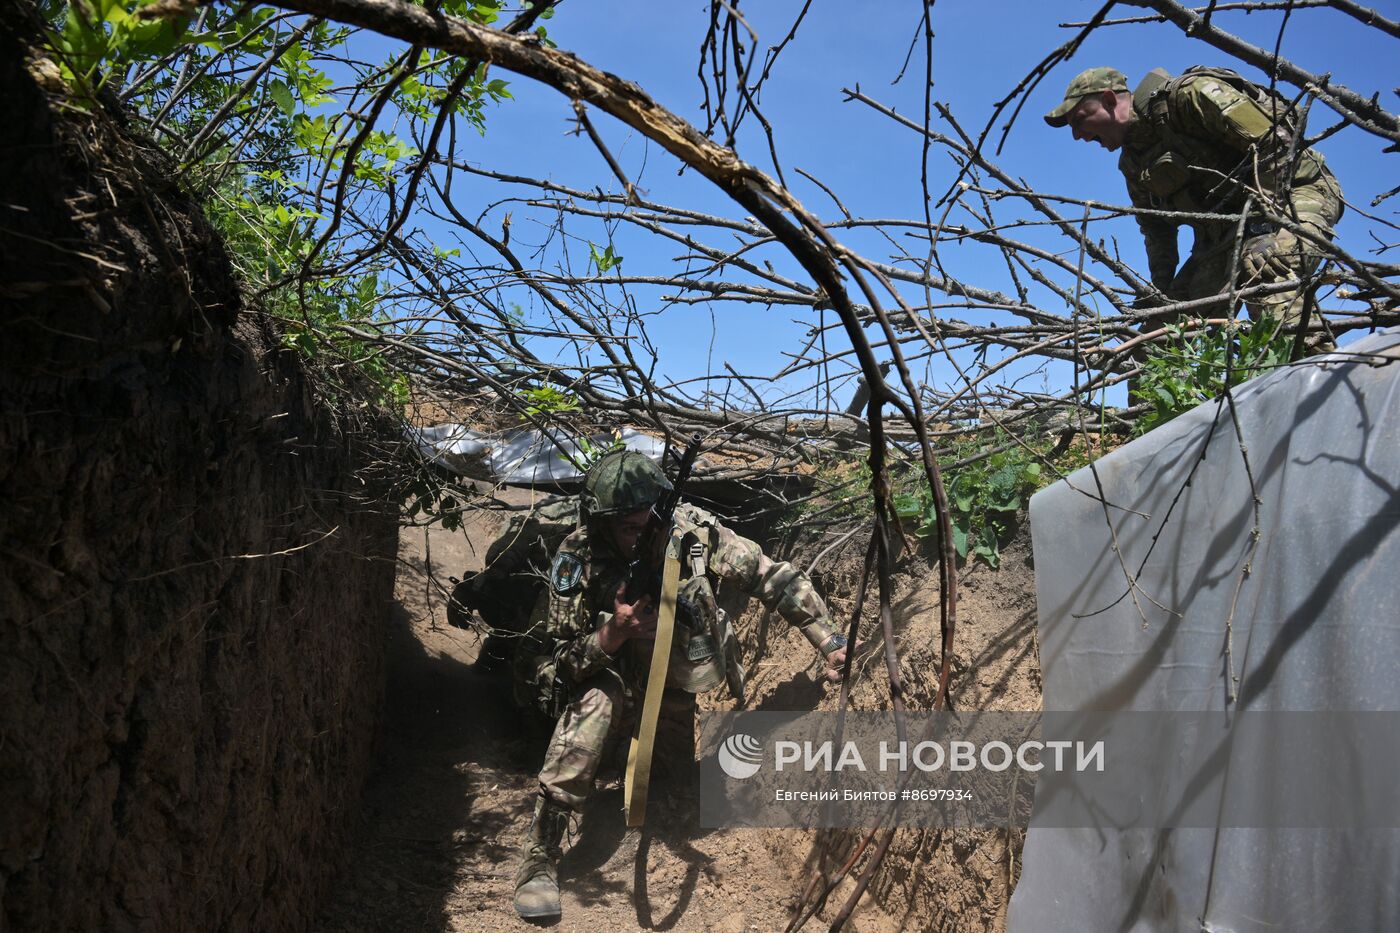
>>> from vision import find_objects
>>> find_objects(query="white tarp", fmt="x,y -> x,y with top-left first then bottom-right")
1010,329 -> 1400,932
407,424 -> 667,485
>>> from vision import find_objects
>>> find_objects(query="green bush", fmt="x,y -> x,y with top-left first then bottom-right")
893,441 -> 1043,568
1134,316 -> 1293,435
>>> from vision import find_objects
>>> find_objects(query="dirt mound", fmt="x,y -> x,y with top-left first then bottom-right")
714,525 -> 1040,932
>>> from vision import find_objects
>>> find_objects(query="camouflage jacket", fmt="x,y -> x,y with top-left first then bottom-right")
1117,67 -> 1341,288
539,503 -> 838,694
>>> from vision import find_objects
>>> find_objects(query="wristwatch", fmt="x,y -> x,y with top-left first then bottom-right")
820,632 -> 848,655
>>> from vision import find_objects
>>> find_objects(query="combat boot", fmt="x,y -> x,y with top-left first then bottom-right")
512,795 -> 568,920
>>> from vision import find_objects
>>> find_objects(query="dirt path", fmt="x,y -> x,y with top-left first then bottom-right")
314,497 -> 897,932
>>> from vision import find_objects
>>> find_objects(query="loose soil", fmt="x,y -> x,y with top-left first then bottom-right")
738,527 -> 1042,932
314,493 -> 1040,932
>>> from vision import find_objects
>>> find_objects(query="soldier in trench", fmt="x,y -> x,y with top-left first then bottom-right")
509,450 -> 853,921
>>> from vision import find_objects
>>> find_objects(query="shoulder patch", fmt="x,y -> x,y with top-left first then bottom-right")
550,552 -> 585,595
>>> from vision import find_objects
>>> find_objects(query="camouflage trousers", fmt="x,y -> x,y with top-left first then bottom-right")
1166,174 -> 1343,330
536,673 -> 697,811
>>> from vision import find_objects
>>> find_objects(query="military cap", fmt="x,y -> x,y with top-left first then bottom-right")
1044,66 -> 1129,127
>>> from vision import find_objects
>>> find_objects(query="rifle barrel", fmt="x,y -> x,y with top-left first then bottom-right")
623,434 -> 703,603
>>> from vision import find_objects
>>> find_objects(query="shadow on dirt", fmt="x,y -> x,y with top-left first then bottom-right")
314,600 -> 553,931
317,596 -> 725,931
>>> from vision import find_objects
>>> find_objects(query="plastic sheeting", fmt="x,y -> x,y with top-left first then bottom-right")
1010,329 -> 1400,932
408,424 -> 667,485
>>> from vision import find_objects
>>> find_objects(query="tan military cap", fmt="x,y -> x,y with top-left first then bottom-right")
1044,67 -> 1129,126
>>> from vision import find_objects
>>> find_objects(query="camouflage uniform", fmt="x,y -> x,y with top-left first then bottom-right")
1048,66 -> 1344,327
533,502 -> 839,810
1119,67 -> 1344,324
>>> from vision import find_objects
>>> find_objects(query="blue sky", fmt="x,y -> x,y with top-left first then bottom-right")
402,1 -> 1397,412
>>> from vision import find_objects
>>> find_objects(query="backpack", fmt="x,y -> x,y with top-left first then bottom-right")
447,497 -> 579,645
1159,66 -> 1306,141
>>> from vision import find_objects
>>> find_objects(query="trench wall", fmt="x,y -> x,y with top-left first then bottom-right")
0,17 -> 397,932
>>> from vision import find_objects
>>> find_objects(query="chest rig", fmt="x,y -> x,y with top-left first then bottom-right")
667,530 -> 746,702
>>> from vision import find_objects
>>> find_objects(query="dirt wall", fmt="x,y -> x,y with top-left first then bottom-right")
725,528 -> 1041,931
0,18 -> 397,933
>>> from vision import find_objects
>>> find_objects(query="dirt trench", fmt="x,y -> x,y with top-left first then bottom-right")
314,495 -> 1039,932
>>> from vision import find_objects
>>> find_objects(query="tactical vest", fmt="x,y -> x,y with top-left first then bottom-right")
668,530 -> 743,696
1121,67 -> 1328,242
1159,66 -> 1305,144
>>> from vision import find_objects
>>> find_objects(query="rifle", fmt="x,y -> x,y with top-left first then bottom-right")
623,434 -> 745,705
622,433 -> 703,604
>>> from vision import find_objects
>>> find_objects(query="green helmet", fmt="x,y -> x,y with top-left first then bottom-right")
580,450 -> 672,518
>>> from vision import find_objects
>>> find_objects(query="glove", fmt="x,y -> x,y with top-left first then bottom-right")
1242,228 -> 1300,281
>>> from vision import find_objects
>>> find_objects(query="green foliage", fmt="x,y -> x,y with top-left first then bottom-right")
204,170 -> 411,407
894,442 -> 1043,568
35,0 -> 521,412
1134,316 -> 1292,435
791,432 -> 1061,569
519,385 -> 580,419
515,387 -> 629,473
588,242 -> 624,273
42,0 -> 193,89
574,432 -> 626,472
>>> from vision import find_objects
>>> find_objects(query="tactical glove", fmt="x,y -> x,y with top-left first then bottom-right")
1242,228 -> 1300,281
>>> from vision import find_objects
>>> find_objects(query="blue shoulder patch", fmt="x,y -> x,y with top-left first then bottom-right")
550,552 -> 585,595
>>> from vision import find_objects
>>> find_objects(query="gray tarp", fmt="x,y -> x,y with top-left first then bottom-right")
408,424 -> 666,485
1010,329 -> 1400,932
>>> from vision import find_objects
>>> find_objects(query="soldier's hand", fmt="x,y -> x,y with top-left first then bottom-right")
822,640 -> 866,684
1242,228 -> 1300,281
599,582 -> 658,653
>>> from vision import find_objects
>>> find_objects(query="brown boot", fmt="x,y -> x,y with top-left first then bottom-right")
512,796 -> 568,920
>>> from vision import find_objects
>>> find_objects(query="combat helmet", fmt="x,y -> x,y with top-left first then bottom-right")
580,450 -> 672,519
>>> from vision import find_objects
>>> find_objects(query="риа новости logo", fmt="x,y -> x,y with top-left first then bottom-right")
717,733 -> 763,779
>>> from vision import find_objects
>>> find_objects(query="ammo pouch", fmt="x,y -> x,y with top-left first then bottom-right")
1289,149 -> 1326,186
1143,151 -> 1191,201
666,536 -> 746,701
669,575 -> 727,693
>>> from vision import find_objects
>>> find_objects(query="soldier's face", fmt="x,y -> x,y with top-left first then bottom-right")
1068,91 -> 1129,151
609,508 -> 652,558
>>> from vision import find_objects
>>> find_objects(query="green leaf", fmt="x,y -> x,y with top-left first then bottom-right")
103,0 -> 131,25
471,1 -> 501,24
589,242 -> 623,272
892,492 -> 923,520
952,524 -> 969,558
266,77 -> 294,114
